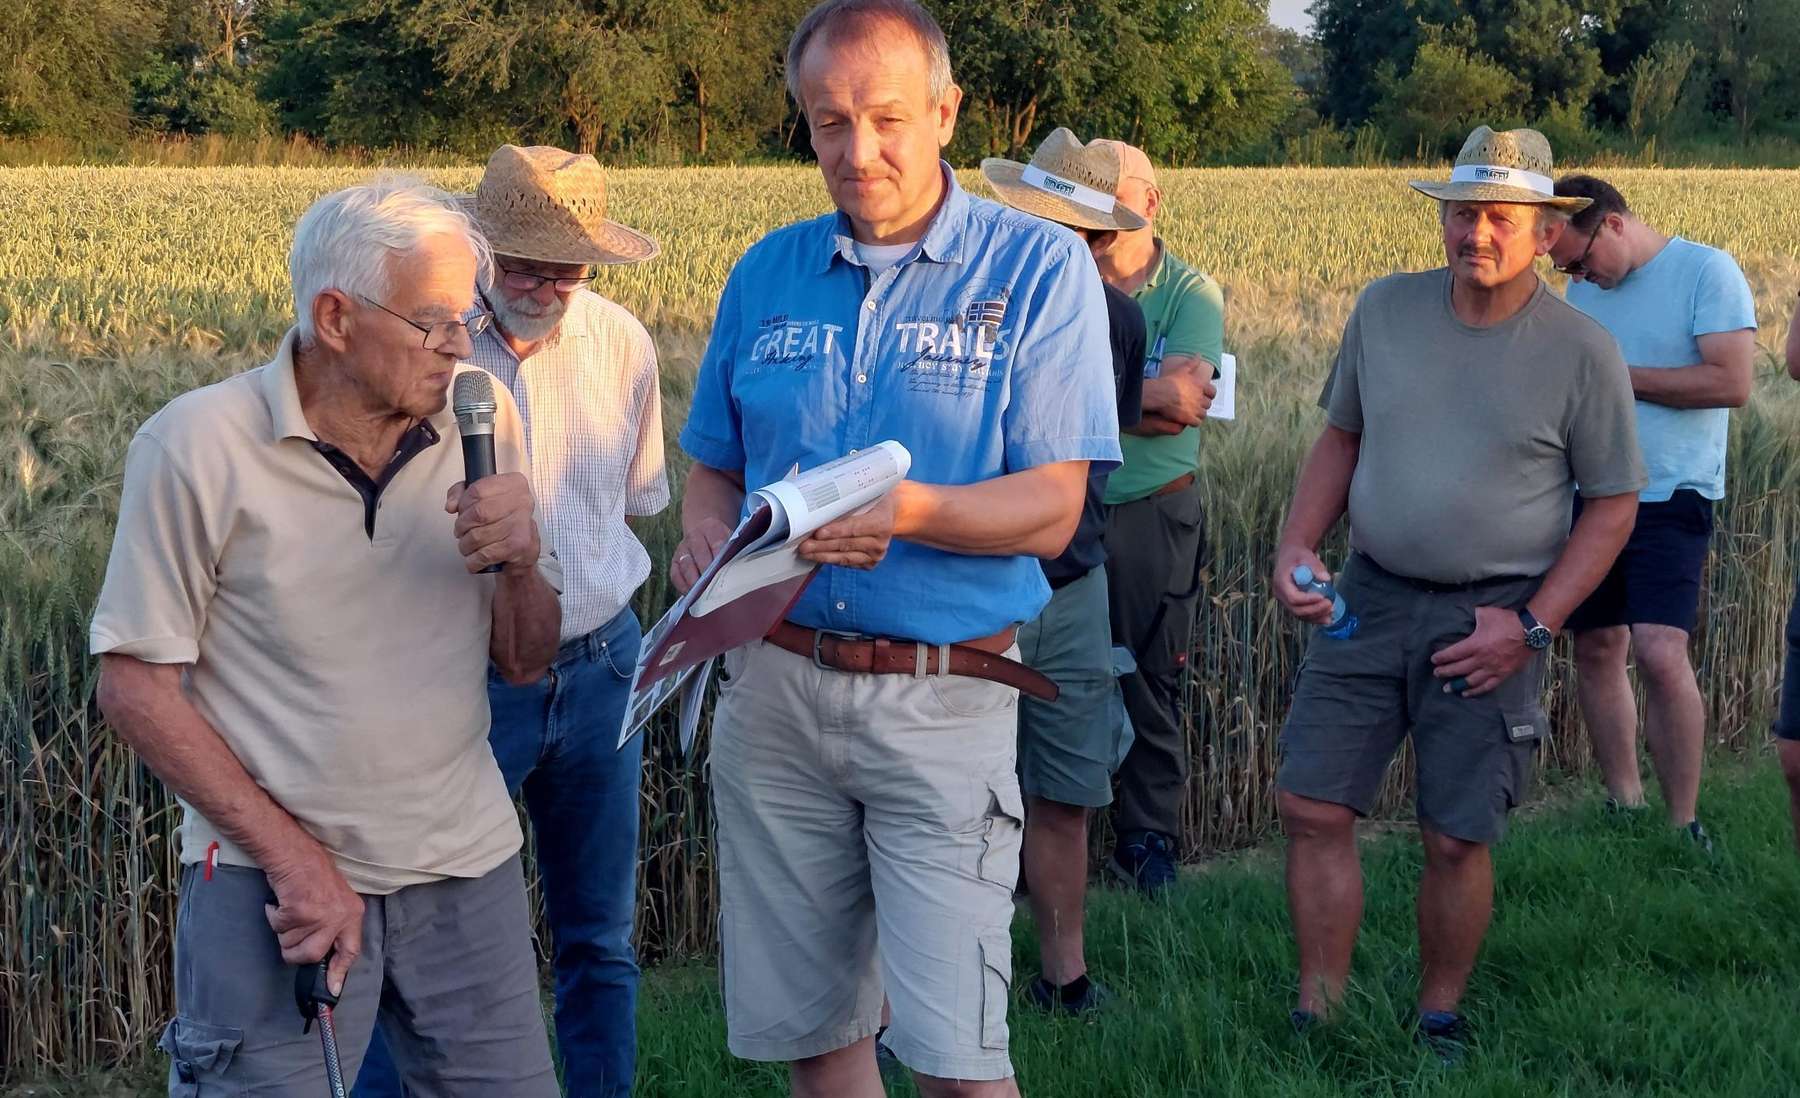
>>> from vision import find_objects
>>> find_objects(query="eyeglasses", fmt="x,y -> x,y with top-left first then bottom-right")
497,265 -> 597,294
1554,224 -> 1603,276
358,296 -> 493,350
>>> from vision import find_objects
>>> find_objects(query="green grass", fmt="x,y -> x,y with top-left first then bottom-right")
14,758 -> 1800,1096
633,760 -> 1800,1098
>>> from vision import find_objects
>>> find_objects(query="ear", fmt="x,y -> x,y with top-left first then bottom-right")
935,83 -> 963,148
1537,216 -> 1567,256
311,289 -> 355,354
1142,185 -> 1162,223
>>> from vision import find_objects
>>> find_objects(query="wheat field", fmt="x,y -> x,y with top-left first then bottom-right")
4,166 -> 1798,1079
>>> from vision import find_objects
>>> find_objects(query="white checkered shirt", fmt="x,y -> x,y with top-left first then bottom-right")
465,290 -> 669,641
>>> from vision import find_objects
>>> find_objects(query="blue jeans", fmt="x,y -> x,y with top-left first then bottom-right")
355,607 -> 644,1098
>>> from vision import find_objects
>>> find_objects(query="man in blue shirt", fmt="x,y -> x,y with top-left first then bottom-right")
1550,175 -> 1758,845
672,2 -> 1118,1093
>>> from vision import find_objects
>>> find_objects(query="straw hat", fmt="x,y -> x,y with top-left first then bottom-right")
1409,126 -> 1592,212
458,145 -> 658,266
980,128 -> 1149,232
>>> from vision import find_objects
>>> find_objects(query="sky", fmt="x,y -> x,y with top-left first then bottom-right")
1269,0 -> 1313,32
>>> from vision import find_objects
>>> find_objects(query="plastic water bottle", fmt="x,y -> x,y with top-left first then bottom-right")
1292,564 -> 1359,639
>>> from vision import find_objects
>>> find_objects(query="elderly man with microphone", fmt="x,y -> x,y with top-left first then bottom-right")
91,178 -> 563,1095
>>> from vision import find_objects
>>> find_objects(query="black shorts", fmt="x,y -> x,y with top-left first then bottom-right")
1777,579 -> 1800,742
1567,489 -> 1715,634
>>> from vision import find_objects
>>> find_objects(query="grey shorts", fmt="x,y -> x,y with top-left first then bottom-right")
1276,554 -> 1547,844
158,855 -> 556,1097
1017,565 -> 1133,807
710,640 -> 1023,1081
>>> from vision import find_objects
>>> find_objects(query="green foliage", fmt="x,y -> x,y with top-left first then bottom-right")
1372,35 -> 1526,159
0,0 -> 160,138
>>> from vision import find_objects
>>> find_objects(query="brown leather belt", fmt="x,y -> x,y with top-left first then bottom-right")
1151,470 -> 1197,498
765,620 -> 1059,702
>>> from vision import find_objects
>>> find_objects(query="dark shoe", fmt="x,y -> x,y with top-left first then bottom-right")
1686,819 -> 1714,854
1603,796 -> 1647,815
1024,973 -> 1112,1016
1413,1009 -> 1472,1066
1290,1009 -> 1320,1035
1108,830 -> 1178,894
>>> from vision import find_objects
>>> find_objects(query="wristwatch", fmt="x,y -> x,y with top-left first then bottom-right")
1517,608 -> 1553,650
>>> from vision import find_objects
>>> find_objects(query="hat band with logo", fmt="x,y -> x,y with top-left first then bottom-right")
1021,164 -> 1118,215
1449,164 -> 1554,196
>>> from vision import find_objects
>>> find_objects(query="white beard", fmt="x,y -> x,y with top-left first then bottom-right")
491,293 -> 567,343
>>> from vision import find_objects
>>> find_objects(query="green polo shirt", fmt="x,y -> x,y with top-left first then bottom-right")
1103,244 -> 1225,505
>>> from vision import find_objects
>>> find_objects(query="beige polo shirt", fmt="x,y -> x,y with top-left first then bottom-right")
90,329 -> 560,895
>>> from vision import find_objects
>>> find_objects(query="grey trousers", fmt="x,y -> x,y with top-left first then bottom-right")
1105,482 -> 1207,840
159,855 -> 557,1097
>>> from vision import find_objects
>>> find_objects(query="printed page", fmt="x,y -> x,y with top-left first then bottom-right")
1210,353 -> 1237,421
690,441 -> 911,617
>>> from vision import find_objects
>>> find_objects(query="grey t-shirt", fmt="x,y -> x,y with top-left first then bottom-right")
1319,268 -> 1647,584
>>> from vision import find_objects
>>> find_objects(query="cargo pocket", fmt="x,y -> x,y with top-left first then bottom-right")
978,930 -> 1014,1051
158,1017 -> 244,1096
977,777 -> 1025,890
1497,700 -> 1546,812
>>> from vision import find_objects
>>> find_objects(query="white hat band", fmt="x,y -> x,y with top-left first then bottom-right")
1021,164 -> 1117,213
1449,163 -> 1554,195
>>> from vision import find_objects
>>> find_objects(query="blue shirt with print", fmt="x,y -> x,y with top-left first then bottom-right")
680,166 -> 1121,644
1566,237 -> 1757,501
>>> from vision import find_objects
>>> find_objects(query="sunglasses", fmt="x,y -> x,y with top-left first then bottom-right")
1554,224 -> 1603,276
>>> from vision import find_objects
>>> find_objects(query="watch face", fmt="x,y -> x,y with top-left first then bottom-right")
1526,627 -> 1553,650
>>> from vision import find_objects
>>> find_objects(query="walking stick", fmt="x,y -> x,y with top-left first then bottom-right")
295,951 -> 347,1098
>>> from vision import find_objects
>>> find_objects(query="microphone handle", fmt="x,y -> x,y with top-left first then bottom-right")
460,432 -> 502,575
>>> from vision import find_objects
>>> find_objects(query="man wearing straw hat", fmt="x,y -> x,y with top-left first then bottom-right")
1270,126 -> 1645,1057
93,178 -> 563,1095
673,0 -> 1119,1092
1080,138 -> 1226,895
1543,174 -> 1756,850
357,145 -> 667,1098
980,126 -> 1147,1015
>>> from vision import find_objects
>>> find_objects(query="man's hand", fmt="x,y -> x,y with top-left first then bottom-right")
1141,358 -> 1217,428
671,516 -> 734,593
263,845 -> 364,996
445,473 -> 540,573
1273,543 -> 1336,625
1431,605 -> 1532,697
797,488 -> 904,569
1134,412 -> 1192,437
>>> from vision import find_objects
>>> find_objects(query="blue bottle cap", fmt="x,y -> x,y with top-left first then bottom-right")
1292,564 -> 1315,586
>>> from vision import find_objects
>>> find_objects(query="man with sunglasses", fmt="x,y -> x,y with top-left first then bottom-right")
356,145 -> 667,1098
92,178 -> 564,1094
1549,175 -> 1757,846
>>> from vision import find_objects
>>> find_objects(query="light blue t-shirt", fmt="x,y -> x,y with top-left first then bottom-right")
1565,237 -> 1757,501
681,165 -> 1121,644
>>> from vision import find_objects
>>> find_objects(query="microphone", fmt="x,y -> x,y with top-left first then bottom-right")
452,371 -> 502,575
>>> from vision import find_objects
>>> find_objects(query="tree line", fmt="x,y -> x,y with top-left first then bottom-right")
2,0 -> 1795,165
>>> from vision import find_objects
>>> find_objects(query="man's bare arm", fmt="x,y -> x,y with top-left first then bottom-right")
1272,425 -> 1362,624
1628,329 -> 1756,408
96,655 -> 363,991
1526,492 -> 1639,632
798,461 -> 1091,569
1786,296 -> 1800,381
490,567 -> 561,685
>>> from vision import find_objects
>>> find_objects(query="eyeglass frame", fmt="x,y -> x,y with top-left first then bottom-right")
496,264 -> 598,294
1554,220 -> 1605,277
357,295 -> 494,350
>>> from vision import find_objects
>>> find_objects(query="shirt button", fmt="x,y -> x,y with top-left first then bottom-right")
856,373 -> 868,384
835,601 -> 847,611
849,448 -> 859,455
864,300 -> 876,311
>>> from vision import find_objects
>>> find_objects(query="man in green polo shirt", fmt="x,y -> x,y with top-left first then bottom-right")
1092,140 -> 1225,892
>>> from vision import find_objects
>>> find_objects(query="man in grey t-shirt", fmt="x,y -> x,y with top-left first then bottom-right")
1269,127 -> 1646,1057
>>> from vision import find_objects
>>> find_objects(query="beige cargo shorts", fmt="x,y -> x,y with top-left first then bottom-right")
710,639 -> 1024,1081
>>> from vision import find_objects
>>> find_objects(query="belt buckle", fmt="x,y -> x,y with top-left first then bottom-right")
812,629 -> 864,671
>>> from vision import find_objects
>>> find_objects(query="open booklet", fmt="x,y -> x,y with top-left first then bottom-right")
616,440 -> 913,750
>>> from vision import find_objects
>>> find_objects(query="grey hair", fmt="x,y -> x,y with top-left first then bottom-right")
288,175 -> 493,344
785,0 -> 954,109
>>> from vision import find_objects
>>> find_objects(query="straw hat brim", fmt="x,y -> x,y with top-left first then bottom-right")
979,159 -> 1149,233
1408,180 -> 1592,213
455,194 -> 661,266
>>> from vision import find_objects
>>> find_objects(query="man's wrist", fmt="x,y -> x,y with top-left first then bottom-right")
890,480 -> 933,540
